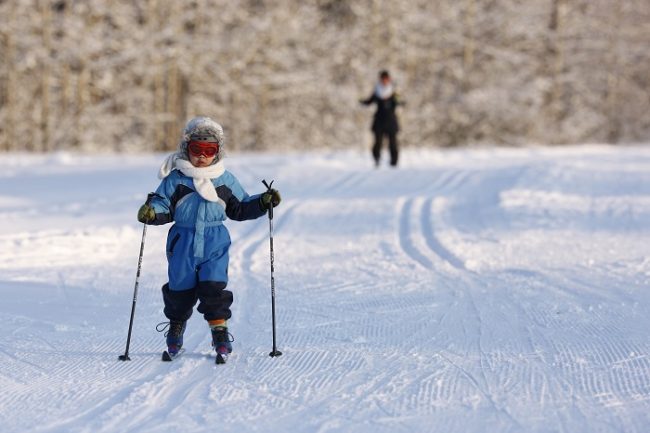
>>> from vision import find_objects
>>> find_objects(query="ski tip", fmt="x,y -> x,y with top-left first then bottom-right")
215,353 -> 227,364
162,348 -> 185,361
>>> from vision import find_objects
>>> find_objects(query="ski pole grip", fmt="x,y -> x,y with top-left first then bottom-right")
262,180 -> 274,219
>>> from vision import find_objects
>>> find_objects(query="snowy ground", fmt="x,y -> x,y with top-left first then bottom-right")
1,145 -> 649,433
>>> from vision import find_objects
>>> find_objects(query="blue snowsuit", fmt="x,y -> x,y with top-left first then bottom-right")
147,169 -> 266,322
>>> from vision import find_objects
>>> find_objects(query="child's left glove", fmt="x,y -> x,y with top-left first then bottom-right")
260,189 -> 281,210
137,204 -> 156,223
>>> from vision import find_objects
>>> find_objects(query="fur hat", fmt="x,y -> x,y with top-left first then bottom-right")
179,116 -> 225,162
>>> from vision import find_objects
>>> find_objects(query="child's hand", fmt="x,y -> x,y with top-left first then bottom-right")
260,189 -> 281,210
137,204 -> 156,223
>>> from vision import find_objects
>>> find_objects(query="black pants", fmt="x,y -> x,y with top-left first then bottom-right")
372,131 -> 399,166
162,282 -> 233,322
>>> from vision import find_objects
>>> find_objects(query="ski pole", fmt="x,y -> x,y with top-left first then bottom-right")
118,192 -> 157,361
263,180 -> 282,358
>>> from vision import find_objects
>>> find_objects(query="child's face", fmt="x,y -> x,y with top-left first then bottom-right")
189,153 -> 216,167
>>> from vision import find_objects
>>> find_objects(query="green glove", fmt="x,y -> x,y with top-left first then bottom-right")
137,204 -> 156,223
260,189 -> 281,210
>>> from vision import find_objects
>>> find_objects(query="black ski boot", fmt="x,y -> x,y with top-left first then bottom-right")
211,326 -> 233,364
159,320 -> 186,356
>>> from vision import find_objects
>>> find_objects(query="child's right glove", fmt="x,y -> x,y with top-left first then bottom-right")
137,204 -> 156,223
260,189 -> 281,210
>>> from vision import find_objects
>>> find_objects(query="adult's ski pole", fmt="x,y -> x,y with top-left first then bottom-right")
118,192 -> 157,361
263,180 -> 282,358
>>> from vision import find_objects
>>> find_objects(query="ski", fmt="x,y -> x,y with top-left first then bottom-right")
161,348 -> 185,361
162,348 -> 229,364
215,352 -> 228,364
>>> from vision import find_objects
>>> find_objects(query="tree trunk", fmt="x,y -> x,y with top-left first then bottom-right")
463,0 -> 476,91
74,63 -> 90,149
546,0 -> 567,143
40,0 -> 52,152
3,3 -> 17,151
606,1 -> 623,143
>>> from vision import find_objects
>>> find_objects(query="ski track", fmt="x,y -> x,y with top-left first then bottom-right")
1,148 -> 650,432
387,159 -> 650,431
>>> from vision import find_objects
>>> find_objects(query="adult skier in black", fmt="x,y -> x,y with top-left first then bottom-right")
360,70 -> 402,167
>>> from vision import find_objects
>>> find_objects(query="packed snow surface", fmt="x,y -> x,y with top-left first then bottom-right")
1,146 -> 649,433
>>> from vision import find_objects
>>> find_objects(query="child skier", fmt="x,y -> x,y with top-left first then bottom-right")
137,116 -> 281,364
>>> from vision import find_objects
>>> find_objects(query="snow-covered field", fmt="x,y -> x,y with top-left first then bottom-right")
1,146 -> 649,433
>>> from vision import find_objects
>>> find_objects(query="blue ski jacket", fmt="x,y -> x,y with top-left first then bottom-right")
147,169 -> 266,290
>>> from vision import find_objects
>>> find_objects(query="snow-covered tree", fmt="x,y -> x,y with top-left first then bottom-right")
0,0 -> 649,152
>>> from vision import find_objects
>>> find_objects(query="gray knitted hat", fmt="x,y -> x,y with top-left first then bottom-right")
179,116 -> 225,162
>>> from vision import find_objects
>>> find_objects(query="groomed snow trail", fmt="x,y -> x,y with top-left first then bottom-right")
0,147 -> 649,433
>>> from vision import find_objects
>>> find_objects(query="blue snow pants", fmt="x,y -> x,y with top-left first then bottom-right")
162,223 -> 233,322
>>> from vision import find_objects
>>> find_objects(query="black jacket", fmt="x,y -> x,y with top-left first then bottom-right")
361,92 -> 400,134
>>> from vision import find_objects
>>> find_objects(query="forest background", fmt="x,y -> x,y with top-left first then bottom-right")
1,0 -> 649,153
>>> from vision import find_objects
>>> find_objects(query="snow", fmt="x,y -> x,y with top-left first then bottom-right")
1,145 -> 650,433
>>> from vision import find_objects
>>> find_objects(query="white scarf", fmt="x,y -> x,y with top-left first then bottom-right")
375,83 -> 394,99
158,152 -> 226,204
